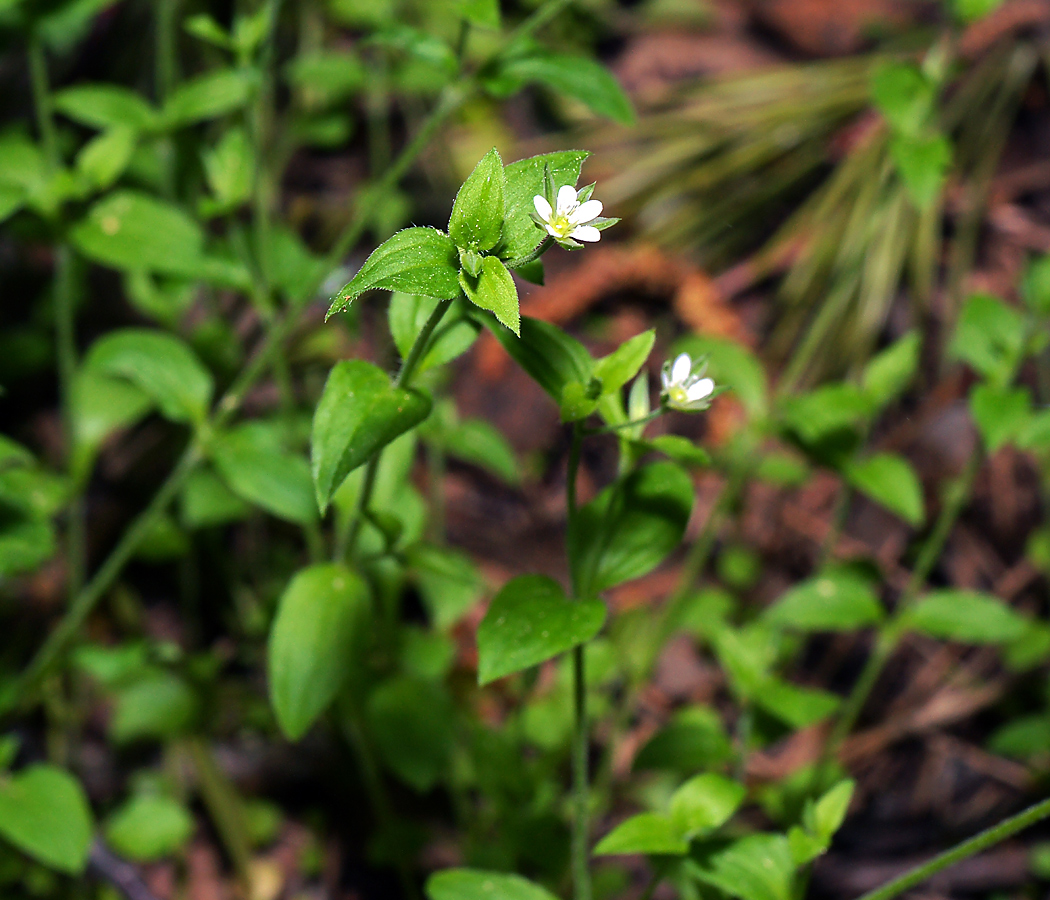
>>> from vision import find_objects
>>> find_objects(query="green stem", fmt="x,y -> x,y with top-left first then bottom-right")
823,450 -> 981,757
28,33 -> 58,170
340,702 -> 421,900
572,643 -> 590,900
54,247 -> 84,600
4,444 -> 201,712
186,738 -> 254,890
155,0 -> 179,105
503,236 -> 555,270
565,423 -> 591,900
343,297 -> 456,558
855,795 -> 1050,900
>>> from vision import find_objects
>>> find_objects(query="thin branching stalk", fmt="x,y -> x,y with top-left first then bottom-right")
343,296 -> 456,559
856,795 -> 1050,900
566,422 -> 591,900
4,0 -> 581,715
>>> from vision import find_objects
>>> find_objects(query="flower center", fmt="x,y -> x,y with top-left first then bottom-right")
668,384 -> 690,406
548,212 -> 573,237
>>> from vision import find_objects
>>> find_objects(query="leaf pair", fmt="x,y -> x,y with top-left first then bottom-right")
326,150 -> 592,337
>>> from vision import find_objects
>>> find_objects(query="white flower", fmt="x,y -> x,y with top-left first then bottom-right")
533,184 -> 604,243
661,353 -> 715,411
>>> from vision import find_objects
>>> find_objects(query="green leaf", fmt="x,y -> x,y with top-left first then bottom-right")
53,84 -> 158,131
311,360 -> 432,513
765,566 -> 883,631
0,521 -> 57,577
477,575 -> 606,684
389,294 -> 479,373
890,133 -> 951,210
83,328 -> 213,425
844,453 -> 925,526
949,293 -> 1027,385
162,69 -> 256,127
779,384 -> 870,444
445,419 -> 519,484
971,384 -> 1032,452
593,330 -> 654,395
0,765 -> 93,874
75,125 -> 137,189
285,50 -> 366,105
487,315 -> 593,401
70,369 -> 152,480
427,870 -> 559,900
71,190 -> 206,276
449,147 -> 505,252
675,336 -> 768,420
180,468 -> 250,529
570,461 -> 693,596
904,590 -> 1029,644
560,379 -> 600,422
500,150 -> 589,262
407,543 -> 484,630
634,706 -> 733,773
497,51 -> 634,125
460,255 -> 519,335
202,126 -> 254,211
105,794 -> 194,861
755,679 -> 839,729
453,0 -> 500,27
594,812 -> 688,856
870,63 -> 934,137
669,773 -> 745,839
951,0 -> 1005,22
1022,255 -> 1050,316
861,330 -> 920,409
268,564 -> 367,740
110,672 -> 197,743
212,424 -> 317,524
367,676 -> 454,791
328,227 -> 460,316
691,834 -> 796,900
647,435 -> 711,468
811,779 -> 854,839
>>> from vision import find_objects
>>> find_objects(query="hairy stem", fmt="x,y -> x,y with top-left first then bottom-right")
28,33 -> 58,169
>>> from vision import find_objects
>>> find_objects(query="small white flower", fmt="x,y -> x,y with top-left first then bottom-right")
661,353 -> 715,411
533,184 -> 604,244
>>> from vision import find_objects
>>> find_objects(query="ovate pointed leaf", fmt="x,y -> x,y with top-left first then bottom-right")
594,813 -> 688,856
427,870 -> 560,900
268,564 -> 367,740
0,765 -> 93,874
84,328 -> 213,425
570,461 -> 693,596
904,590 -> 1029,644
449,147 -> 505,251
460,255 -> 519,335
311,360 -> 432,513
845,453 -> 924,526
765,566 -> 883,632
477,575 -> 605,684
327,227 -> 460,317
500,150 -> 588,262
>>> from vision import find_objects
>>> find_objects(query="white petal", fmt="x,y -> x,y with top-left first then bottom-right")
570,225 -> 601,242
557,184 -> 578,215
533,195 -> 552,221
671,353 -> 691,384
687,378 -> 715,402
660,369 -> 671,390
544,223 -> 561,238
570,199 -> 603,224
